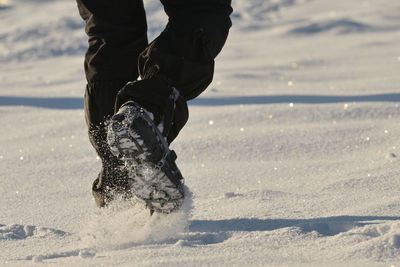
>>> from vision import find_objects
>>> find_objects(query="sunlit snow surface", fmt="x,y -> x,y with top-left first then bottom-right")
1,0 -> 400,266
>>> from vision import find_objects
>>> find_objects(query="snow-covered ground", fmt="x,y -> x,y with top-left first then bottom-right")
1,0 -> 400,266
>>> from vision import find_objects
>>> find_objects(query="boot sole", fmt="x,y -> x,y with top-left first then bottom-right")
107,102 -> 185,213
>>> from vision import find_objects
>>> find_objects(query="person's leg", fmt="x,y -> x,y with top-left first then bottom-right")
76,0 -> 148,206
115,0 -> 233,143
107,0 -> 232,213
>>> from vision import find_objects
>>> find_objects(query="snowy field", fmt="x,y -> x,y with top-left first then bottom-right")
1,0 -> 400,266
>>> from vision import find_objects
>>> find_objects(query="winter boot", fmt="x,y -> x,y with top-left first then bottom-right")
92,164 -> 133,207
106,98 -> 185,214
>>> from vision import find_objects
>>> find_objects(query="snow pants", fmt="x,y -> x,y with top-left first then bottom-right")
76,0 -> 232,206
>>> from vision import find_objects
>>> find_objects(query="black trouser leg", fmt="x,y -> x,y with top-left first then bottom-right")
77,0 -> 148,206
115,0 -> 233,143
77,0 -> 148,84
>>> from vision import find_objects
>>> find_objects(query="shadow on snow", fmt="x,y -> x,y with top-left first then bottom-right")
189,93 -> 400,106
0,96 -> 84,109
0,93 -> 400,110
189,216 -> 400,237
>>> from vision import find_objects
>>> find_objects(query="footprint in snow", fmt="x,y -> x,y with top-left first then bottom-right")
0,223 -> 69,240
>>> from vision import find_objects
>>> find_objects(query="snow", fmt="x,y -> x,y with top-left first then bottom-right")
1,0 -> 400,266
